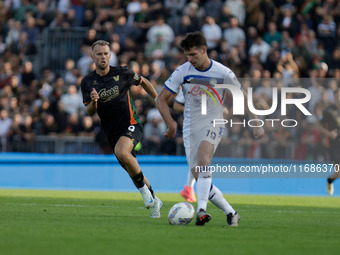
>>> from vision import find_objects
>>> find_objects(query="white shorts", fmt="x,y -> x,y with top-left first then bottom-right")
184,125 -> 224,169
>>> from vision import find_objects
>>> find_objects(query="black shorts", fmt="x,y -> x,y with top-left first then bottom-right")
107,123 -> 143,155
328,144 -> 340,163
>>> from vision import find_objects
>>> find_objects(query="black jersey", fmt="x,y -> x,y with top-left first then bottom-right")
81,66 -> 142,136
321,104 -> 340,148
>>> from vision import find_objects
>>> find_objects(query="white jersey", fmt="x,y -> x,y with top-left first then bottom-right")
166,60 -> 241,148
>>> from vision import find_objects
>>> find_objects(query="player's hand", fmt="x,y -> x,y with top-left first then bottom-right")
91,88 -> 99,102
253,126 -> 265,139
164,121 -> 177,140
222,107 -> 229,118
330,129 -> 338,139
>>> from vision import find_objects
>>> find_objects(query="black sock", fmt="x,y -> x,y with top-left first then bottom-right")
149,186 -> 155,198
132,172 -> 145,188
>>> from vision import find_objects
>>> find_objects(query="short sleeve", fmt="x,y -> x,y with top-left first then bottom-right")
224,69 -> 242,89
126,66 -> 142,87
164,68 -> 183,94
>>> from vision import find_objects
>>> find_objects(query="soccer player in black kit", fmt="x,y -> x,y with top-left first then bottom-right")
318,103 -> 340,196
81,40 -> 162,218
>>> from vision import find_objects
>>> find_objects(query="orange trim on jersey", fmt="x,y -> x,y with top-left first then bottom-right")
127,91 -> 137,125
138,76 -> 143,86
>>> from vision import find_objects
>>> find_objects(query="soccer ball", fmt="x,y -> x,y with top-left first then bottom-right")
168,202 -> 195,225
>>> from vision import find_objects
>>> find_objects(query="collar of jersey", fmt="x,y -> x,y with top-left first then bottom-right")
94,67 -> 112,77
194,59 -> 213,72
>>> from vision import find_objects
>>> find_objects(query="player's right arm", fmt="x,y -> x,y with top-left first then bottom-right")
316,116 -> 338,140
81,76 -> 99,116
157,88 -> 178,139
85,88 -> 99,116
158,67 -> 184,139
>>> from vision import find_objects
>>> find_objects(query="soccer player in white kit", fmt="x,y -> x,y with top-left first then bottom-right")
157,32 -> 264,226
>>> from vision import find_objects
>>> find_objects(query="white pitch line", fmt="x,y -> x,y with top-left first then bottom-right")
272,210 -> 340,215
1,202 -> 120,208
3,203 -> 340,214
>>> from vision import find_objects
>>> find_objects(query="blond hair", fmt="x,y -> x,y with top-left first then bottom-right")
91,40 -> 109,52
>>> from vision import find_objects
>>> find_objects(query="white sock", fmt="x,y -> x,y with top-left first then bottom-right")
196,167 -> 212,212
209,184 -> 235,215
186,170 -> 195,187
138,184 -> 148,193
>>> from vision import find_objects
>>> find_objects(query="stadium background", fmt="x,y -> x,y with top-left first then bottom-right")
0,0 -> 339,196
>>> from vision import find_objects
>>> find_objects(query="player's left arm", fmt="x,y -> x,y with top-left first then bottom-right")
242,89 -> 265,139
173,101 -> 184,112
140,77 -> 158,102
223,70 -> 264,138
316,117 -> 338,140
173,88 -> 185,112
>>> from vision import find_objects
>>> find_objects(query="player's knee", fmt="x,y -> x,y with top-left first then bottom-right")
114,148 -> 130,163
197,157 -> 211,167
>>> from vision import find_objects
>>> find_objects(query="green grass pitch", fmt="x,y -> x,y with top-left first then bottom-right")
0,189 -> 339,255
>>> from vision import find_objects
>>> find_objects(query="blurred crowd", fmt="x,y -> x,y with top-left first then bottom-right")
0,0 -> 340,160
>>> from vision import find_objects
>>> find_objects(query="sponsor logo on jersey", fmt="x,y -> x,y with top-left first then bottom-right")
189,84 -> 222,107
98,86 -> 119,102
113,75 -> 119,81
209,78 -> 217,86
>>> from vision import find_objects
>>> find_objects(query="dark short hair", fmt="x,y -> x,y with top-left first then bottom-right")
91,40 -> 109,52
179,32 -> 207,51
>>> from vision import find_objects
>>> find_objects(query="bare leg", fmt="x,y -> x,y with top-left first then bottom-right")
190,140 -> 214,177
114,136 -> 151,188
193,141 -> 214,213
114,136 -> 158,211
328,167 -> 340,182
